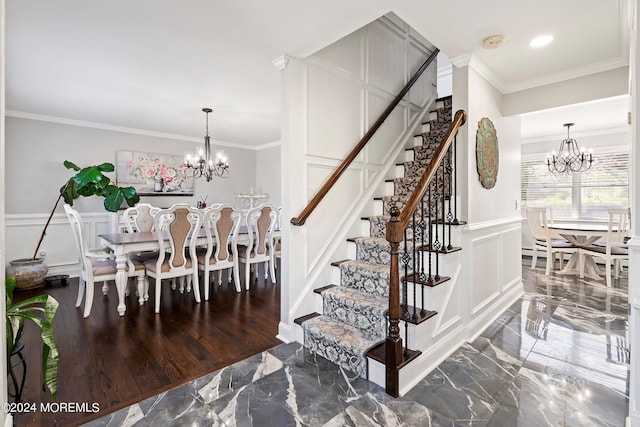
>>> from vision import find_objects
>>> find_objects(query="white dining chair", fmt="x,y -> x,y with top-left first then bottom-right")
580,208 -> 629,287
526,207 -> 577,275
235,204 -> 278,290
123,203 -> 161,233
145,204 -> 202,313
65,204 -> 146,317
198,204 -> 242,297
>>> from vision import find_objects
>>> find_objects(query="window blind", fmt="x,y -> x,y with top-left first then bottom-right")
521,150 -> 629,221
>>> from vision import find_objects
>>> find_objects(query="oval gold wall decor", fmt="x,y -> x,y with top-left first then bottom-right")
475,117 -> 499,189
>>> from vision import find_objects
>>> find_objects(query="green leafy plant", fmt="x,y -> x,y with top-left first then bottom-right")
32,160 -> 140,260
6,277 -> 59,398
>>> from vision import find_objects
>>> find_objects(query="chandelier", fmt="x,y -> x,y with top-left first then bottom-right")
184,107 -> 229,181
546,123 -> 593,175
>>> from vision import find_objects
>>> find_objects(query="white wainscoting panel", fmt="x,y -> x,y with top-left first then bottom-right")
366,93 -> 406,164
305,165 -> 363,270
367,20 -> 406,94
307,67 -> 363,159
5,212 -> 111,277
470,233 -> 502,310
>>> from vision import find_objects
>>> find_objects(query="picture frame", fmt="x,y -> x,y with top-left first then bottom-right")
116,150 -> 194,196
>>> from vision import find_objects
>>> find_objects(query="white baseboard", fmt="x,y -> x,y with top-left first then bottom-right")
277,321 -> 294,344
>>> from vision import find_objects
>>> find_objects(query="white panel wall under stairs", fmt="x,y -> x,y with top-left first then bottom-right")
281,14 -> 437,341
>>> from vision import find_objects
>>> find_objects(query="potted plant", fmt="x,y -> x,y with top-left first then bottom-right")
6,276 -> 59,399
7,161 -> 140,289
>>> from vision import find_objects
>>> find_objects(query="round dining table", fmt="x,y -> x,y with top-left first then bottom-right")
547,222 -> 610,280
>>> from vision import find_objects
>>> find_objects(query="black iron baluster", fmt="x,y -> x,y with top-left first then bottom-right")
440,160 -> 446,253
433,166 -> 441,281
402,226 -> 409,356
446,146 -> 454,250
427,181 -> 433,283
411,210 -> 418,321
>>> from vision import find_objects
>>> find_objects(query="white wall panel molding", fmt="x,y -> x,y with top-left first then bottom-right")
284,15 -> 439,336
463,216 -> 523,233
433,264 -> 462,337
5,211 -> 111,277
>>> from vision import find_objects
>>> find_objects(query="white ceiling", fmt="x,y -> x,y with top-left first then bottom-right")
5,0 -> 630,147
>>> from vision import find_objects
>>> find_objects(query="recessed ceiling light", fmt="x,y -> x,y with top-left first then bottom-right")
482,34 -> 506,50
530,35 -> 554,48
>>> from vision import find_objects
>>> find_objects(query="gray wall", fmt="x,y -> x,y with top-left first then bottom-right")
256,144 -> 281,208
5,116 -> 257,214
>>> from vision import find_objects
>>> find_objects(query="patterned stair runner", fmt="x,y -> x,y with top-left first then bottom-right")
300,97 -> 452,377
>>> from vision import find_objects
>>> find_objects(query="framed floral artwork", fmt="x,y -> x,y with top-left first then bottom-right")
116,151 -> 194,196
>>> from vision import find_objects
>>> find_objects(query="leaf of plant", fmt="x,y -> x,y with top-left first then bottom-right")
60,178 -> 79,205
63,160 -> 81,171
96,162 -> 115,172
74,166 -> 109,189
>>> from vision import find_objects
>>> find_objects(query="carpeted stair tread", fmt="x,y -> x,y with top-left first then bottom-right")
338,259 -> 393,297
320,286 -> 388,338
301,315 -> 381,378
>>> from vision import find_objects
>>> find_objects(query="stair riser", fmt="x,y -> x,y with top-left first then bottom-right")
322,294 -> 387,340
381,197 -> 449,221
356,240 -> 422,270
303,328 -> 370,378
339,262 -> 390,297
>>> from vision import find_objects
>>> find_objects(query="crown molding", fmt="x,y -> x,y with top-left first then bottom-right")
503,56 -> 629,94
272,55 -> 290,71
255,140 -> 281,151
468,56 -> 507,93
448,53 -> 472,68
5,110 -> 258,151
521,124 -> 630,144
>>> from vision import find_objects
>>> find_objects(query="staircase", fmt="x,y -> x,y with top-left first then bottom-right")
295,96 -> 458,384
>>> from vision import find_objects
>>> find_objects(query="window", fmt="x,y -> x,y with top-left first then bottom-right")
521,148 -> 629,221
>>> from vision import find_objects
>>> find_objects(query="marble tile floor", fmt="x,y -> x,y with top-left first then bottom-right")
85,261 -> 629,426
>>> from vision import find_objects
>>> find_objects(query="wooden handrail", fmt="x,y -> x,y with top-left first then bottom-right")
384,108 -> 465,397
290,48 -> 440,226
397,109 -> 466,230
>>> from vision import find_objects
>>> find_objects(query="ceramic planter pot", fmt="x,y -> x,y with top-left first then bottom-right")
6,258 -> 48,289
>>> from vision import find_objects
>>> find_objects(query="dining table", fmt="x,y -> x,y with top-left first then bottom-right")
547,222 -> 610,280
98,227 -> 280,316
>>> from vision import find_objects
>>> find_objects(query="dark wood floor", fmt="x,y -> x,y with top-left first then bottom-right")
11,265 -> 281,426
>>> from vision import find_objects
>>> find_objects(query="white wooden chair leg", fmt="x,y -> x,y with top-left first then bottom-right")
245,259 -> 251,290
204,269 -> 210,301
171,278 -> 177,290
233,262 -> 241,293
155,277 -> 162,313
102,282 -> 109,296
269,257 -> 276,283
84,281 -> 96,318
137,275 -> 145,305
545,250 -> 553,275
264,261 -> 269,278
606,262 -> 612,287
531,248 -> 538,270
76,278 -> 86,308
144,277 -> 149,301
192,271 -> 201,303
